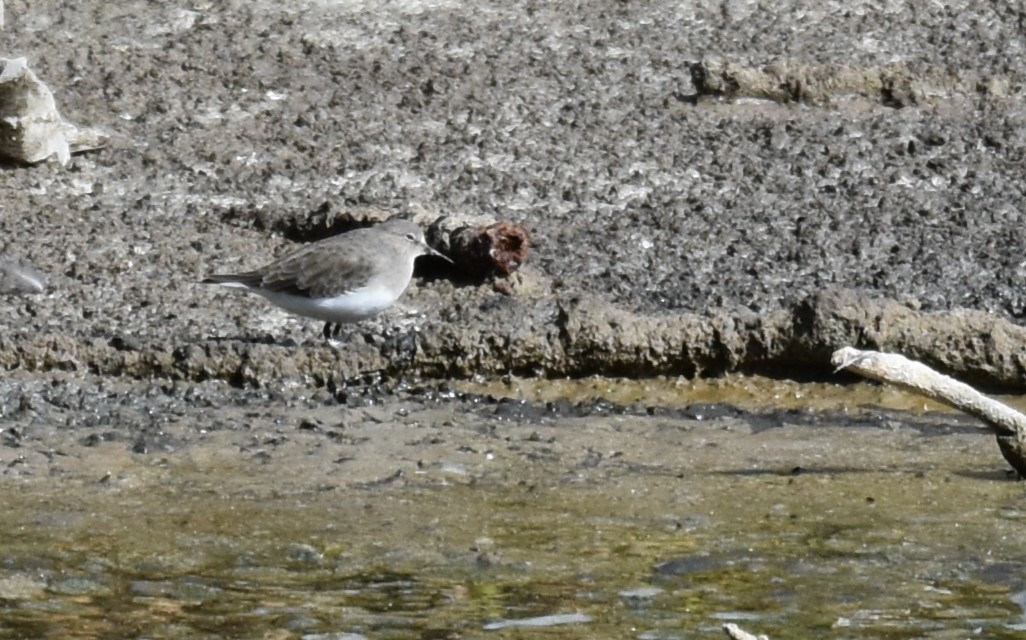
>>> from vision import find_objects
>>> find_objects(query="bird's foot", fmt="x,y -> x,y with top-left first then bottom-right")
326,337 -> 347,350
322,322 -> 349,348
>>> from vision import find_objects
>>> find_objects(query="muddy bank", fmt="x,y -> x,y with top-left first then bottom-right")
4,2 -> 1026,636
0,366 -> 1009,493
1,1 -> 1026,393
1,0 -> 1025,547
5,287 -> 1026,391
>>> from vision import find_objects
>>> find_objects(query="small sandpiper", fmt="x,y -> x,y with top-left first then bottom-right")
0,254 -> 46,295
203,218 -> 450,341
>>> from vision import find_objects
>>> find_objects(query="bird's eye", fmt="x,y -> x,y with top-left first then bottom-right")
405,233 -> 417,241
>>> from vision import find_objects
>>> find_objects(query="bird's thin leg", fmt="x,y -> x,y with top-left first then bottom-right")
323,322 -> 334,341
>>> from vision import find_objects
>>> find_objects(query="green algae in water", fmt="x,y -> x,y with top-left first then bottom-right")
0,470 -> 1024,639
1,376 -> 1025,638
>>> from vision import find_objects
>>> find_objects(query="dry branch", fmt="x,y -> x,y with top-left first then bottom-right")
832,347 -> 1026,475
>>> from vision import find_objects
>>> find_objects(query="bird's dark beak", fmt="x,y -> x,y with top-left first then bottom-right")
425,244 -> 453,263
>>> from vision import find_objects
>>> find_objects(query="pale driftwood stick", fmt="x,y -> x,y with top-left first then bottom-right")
832,347 -> 1026,476
723,623 -> 769,640
831,347 -> 1025,432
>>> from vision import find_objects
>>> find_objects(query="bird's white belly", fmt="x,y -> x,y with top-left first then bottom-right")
260,288 -> 397,324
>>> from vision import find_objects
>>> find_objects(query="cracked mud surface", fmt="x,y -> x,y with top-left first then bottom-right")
3,1 -> 1026,389
1,0 -> 1026,479
0,0 -> 1025,498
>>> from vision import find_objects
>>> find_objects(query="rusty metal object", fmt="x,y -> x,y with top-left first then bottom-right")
440,221 -> 530,277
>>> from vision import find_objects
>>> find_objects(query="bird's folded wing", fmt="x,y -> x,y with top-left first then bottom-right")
258,248 -> 375,298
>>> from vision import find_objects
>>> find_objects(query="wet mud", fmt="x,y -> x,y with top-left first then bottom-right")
2,373 -> 1026,637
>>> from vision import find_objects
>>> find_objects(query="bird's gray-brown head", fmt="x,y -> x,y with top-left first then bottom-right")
380,219 -> 451,263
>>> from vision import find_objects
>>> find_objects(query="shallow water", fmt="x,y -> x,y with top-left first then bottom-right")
1,376 -> 1025,638
457,373 -> 969,413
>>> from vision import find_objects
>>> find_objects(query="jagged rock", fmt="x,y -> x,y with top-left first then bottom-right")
0,57 -> 106,165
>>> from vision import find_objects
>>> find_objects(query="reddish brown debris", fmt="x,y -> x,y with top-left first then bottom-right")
448,221 -> 530,277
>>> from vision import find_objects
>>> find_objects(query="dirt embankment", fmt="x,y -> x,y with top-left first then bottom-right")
2,1 -> 1026,394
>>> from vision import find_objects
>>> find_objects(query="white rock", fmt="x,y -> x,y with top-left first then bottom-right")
0,57 -> 106,165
